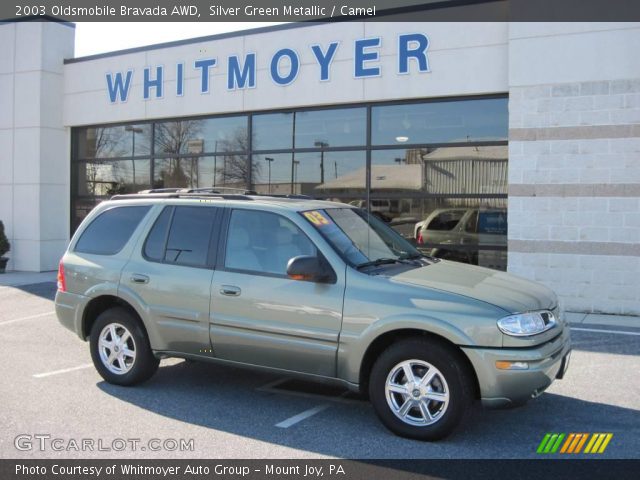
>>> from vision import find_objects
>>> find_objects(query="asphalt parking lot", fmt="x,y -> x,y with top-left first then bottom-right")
1,281 -> 639,459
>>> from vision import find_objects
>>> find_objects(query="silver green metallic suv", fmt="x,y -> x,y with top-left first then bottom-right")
55,193 -> 571,440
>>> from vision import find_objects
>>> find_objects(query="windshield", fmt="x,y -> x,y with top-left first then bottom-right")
301,208 -> 423,267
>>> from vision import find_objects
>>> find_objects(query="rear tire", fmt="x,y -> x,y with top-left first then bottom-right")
369,338 -> 473,440
89,307 -> 159,386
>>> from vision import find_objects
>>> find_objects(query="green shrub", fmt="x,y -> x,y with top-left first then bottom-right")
0,221 -> 10,257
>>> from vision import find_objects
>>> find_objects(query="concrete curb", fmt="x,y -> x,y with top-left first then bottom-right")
566,311 -> 640,329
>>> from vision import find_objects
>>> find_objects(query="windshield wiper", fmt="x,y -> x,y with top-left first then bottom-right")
356,258 -> 412,270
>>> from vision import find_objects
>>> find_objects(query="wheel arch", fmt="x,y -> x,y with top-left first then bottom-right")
82,295 -> 145,340
358,329 -> 480,399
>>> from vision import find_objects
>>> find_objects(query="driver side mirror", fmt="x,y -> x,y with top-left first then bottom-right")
286,255 -> 336,284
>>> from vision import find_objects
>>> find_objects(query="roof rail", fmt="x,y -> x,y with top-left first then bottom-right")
177,187 -> 253,194
109,189 -> 314,202
138,188 -> 182,193
110,192 -> 254,201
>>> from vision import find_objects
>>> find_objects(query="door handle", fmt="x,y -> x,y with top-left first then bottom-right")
130,274 -> 150,284
220,285 -> 241,297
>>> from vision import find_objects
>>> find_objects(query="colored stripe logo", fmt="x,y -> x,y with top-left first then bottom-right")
537,433 -> 613,454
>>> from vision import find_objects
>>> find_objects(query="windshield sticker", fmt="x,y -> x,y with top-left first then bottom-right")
303,211 -> 331,226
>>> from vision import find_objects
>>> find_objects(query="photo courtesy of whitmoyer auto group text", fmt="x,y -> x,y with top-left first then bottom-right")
0,0 -> 639,479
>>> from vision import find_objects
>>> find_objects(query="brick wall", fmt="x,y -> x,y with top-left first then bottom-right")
508,79 -> 640,315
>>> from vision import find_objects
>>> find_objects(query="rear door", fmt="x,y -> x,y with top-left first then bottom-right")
209,208 -> 345,377
121,204 -> 222,354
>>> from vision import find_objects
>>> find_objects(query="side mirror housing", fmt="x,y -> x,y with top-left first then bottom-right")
286,255 -> 336,284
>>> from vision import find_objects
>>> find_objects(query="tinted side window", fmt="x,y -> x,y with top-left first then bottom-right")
225,210 -> 317,275
75,206 -> 150,255
427,211 -> 465,231
164,206 -> 217,267
143,207 -> 173,261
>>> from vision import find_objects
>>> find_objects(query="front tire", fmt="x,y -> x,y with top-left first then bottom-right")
89,307 -> 159,386
369,338 -> 473,440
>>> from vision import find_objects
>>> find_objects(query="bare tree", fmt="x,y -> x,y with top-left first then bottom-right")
152,120 -> 204,188
90,127 -> 128,158
216,126 -> 260,186
154,120 -> 203,155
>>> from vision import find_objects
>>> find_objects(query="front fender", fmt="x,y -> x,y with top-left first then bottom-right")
337,313 -> 477,385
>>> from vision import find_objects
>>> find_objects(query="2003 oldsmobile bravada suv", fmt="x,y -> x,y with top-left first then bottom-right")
55,192 -> 571,440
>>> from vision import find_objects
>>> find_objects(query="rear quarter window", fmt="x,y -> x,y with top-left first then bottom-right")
74,206 -> 150,255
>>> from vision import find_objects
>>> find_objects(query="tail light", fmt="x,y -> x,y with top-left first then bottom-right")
57,260 -> 66,292
417,230 -> 424,245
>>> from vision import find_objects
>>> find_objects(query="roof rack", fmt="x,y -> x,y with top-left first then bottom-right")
110,189 -> 314,202
110,192 -> 254,201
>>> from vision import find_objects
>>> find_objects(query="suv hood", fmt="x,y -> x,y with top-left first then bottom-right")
391,260 -> 556,314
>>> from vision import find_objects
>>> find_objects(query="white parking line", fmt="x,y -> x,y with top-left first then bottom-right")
33,364 -> 93,378
571,327 -> 640,336
0,311 -> 55,326
275,404 -> 331,428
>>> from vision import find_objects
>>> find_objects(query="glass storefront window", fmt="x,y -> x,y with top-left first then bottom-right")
153,155 -> 251,190
294,107 -> 366,148
251,153 -> 294,194
370,146 -> 508,270
371,98 -> 508,146
76,159 -> 150,196
154,117 -> 247,155
251,151 -> 366,198
71,96 -> 509,271
77,124 -> 151,159
297,150 -> 366,202
252,113 -> 293,150
153,157 -> 199,188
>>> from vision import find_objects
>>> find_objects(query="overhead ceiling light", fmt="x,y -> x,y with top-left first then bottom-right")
395,136 -> 409,143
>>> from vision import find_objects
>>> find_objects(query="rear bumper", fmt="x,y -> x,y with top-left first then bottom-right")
54,290 -> 88,340
462,326 -> 571,408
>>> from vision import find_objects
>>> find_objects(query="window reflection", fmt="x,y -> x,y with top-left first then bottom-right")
154,117 -> 247,155
71,97 -> 509,271
371,146 -> 508,270
372,98 -> 508,146
153,155 -> 251,190
252,113 -> 293,150
251,151 -> 366,199
153,157 -> 199,188
251,153 -> 293,194
77,125 -> 151,159
308,150 -> 366,202
294,108 -> 366,148
76,159 -> 150,196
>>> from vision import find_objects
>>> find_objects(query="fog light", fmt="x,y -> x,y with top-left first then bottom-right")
495,361 -> 529,370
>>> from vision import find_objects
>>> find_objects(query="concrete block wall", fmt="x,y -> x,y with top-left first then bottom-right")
0,21 -> 74,271
507,24 -> 640,315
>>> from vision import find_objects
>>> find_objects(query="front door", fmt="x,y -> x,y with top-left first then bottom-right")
209,208 -> 344,377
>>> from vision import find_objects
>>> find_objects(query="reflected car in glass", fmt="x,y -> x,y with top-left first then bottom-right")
415,207 -> 508,270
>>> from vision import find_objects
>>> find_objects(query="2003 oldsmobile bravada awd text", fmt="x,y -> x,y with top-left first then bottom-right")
55,192 -> 571,440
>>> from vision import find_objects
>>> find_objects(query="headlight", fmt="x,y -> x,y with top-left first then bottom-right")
497,310 -> 556,336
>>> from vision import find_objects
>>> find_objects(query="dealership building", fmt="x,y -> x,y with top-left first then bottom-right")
0,19 -> 638,315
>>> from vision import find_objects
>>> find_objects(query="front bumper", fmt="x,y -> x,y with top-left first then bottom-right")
462,325 -> 571,408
